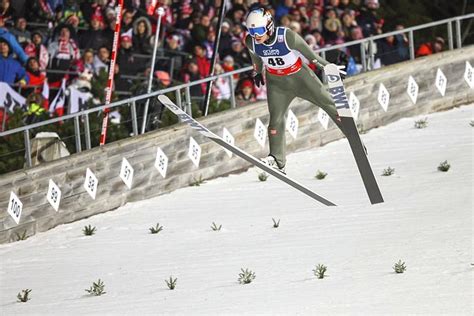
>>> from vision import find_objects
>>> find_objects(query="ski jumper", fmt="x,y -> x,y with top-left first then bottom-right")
245,27 -> 346,168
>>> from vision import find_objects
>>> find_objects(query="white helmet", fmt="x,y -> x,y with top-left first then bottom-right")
245,7 -> 274,38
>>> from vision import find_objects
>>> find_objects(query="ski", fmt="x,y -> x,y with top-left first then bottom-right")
324,64 -> 384,204
158,95 -> 336,206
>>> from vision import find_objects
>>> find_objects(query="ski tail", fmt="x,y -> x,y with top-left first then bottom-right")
324,64 -> 384,204
158,95 -> 336,206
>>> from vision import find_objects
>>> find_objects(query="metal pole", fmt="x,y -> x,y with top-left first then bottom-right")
185,86 -> 192,117
360,43 -> 367,72
447,21 -> 454,51
203,1 -> 227,117
84,113 -> 91,150
24,129 -> 32,167
455,19 -> 462,48
141,8 -> 165,134
321,51 -> 326,60
228,75 -> 236,109
74,115 -> 82,153
368,39 -> 374,70
408,30 -> 415,60
130,101 -> 138,136
175,89 -> 182,109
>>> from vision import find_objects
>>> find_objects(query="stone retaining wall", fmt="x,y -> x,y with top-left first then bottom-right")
1,46 -> 473,243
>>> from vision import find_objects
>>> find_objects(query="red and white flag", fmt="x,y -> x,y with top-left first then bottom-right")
42,79 -> 50,111
49,79 -> 66,116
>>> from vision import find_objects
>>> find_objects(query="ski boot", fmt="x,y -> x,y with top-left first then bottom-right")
260,155 -> 286,174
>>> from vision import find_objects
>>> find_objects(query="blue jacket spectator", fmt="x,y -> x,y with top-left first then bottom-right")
0,18 -> 27,64
0,37 -> 29,85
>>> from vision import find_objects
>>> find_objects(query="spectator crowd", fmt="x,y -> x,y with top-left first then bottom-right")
0,0 -> 446,128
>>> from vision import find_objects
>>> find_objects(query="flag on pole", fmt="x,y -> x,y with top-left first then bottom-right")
42,79 -> 49,111
49,79 -> 66,116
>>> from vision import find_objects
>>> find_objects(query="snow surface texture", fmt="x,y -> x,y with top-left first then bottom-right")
1,105 -> 472,315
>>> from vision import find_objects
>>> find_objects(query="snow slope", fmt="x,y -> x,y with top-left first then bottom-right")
1,105 -> 472,315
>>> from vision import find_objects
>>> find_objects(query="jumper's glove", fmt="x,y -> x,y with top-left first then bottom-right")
252,73 -> 265,88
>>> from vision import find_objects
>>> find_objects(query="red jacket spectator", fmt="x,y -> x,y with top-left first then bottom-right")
416,37 -> 444,57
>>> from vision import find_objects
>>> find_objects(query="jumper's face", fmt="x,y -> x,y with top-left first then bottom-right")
254,33 -> 269,44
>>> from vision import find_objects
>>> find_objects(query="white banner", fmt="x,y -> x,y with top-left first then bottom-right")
188,137 -> 202,167
435,68 -> 447,97
0,82 -> 26,112
83,168 -> 98,200
318,108 -> 329,130
154,147 -> 169,178
464,61 -> 473,89
378,83 -> 390,112
119,158 -> 134,189
47,179 -> 61,212
286,109 -> 299,139
349,92 -> 360,120
69,87 -> 92,114
49,79 -> 66,113
407,76 -> 419,105
254,118 -> 267,148
7,191 -> 23,225
222,128 -> 235,158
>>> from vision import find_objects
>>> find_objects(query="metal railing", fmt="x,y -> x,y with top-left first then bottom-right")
1,13 -> 473,170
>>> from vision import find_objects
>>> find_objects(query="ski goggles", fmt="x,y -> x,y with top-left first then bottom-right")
247,26 -> 266,37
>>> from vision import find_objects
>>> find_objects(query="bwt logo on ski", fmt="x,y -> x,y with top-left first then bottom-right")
326,74 -> 340,83
262,49 -> 280,56
177,114 -> 208,133
328,86 -> 349,109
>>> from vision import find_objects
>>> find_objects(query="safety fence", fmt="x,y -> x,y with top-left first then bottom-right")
0,13 -> 473,173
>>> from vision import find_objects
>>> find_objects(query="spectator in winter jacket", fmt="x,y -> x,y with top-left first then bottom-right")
218,20 -> 233,57
0,37 -> 28,85
93,46 -> 110,75
24,31 -> 49,70
26,57 -> 46,87
0,0 -> 15,25
0,16 -> 27,64
191,14 -> 210,45
236,79 -> 256,107
117,30 -> 138,76
132,17 -> 152,54
78,11 -> 108,50
193,44 -> 210,78
416,37 -> 444,58
10,17 -> 30,47
47,25 -> 80,86
356,0 -> 380,38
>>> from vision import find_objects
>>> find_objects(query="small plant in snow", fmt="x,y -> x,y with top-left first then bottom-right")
357,123 -> 367,134
272,218 -> 280,228
469,120 -> 474,127
190,175 -> 205,186
15,230 -> 27,241
258,172 -> 269,182
165,276 -> 177,290
414,118 -> 428,129
315,170 -> 328,180
393,260 -> 407,273
313,264 -> 327,279
211,222 -> 222,231
238,268 -> 256,284
17,289 -> 31,302
85,279 -> 106,296
437,160 -> 450,172
382,167 -> 395,176
83,225 -> 96,236
149,223 -> 163,234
